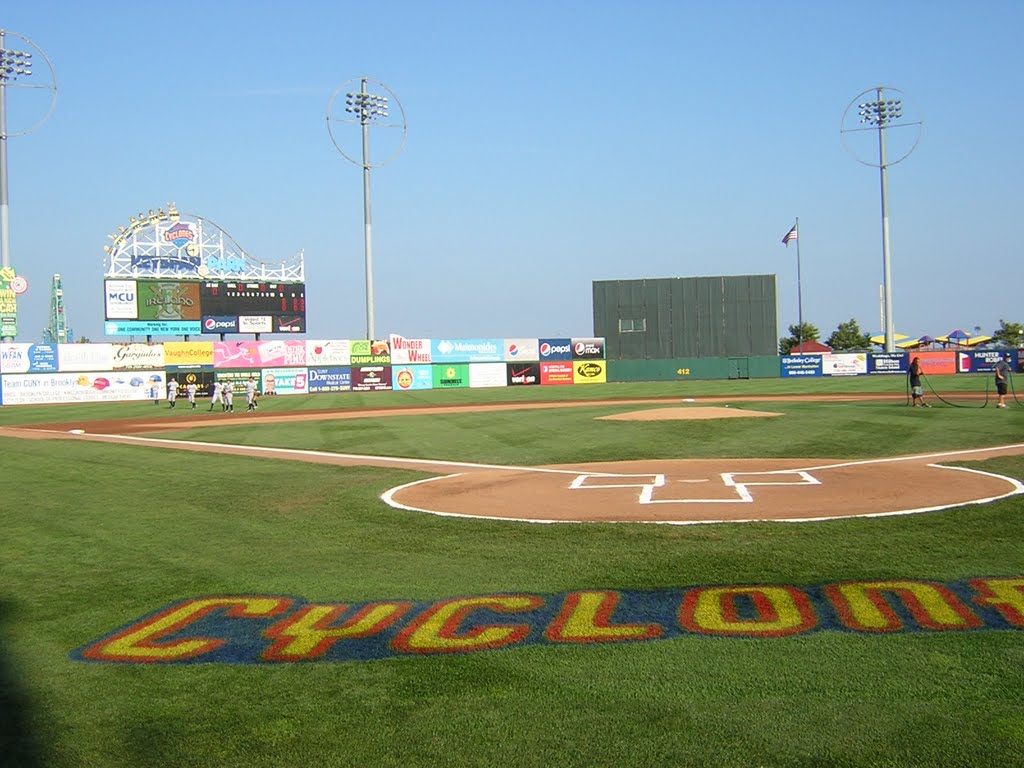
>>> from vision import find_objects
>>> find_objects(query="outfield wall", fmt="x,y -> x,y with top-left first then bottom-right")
607,350 -> 1020,382
1,340 -> 1019,406
0,336 -> 608,406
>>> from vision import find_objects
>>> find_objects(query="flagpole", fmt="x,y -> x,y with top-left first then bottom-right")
795,217 -> 803,351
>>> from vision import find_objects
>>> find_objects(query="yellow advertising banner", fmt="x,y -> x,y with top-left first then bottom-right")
573,359 -> 607,384
164,341 -> 215,366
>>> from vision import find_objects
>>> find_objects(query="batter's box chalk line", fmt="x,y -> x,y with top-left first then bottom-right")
569,470 -> 820,504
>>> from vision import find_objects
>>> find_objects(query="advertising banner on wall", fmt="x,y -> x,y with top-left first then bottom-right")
540,361 -> 574,385
469,363 -> 508,389
352,366 -> 392,392
780,355 -> 823,377
350,340 -> 391,365
307,367 -> 352,393
164,341 -> 215,366
392,365 -> 432,391
573,359 -> 607,384
306,340 -> 351,367
112,343 -> 165,370
956,350 -> 1017,374
167,366 -> 216,397
539,339 -> 573,362
915,351 -> 956,375
432,339 -> 502,363
238,316 -> 273,334
259,367 -> 308,396
214,369 -> 262,396
136,280 -> 203,321
1,371 -> 165,405
572,338 -> 606,360
820,353 -> 868,376
433,364 -> 469,389
868,353 -> 908,375
389,335 -> 433,365
105,320 -> 202,336
507,362 -> 540,386
275,315 -> 305,333
213,340 -> 306,369
202,316 -> 239,334
58,343 -> 115,372
104,280 -> 138,319
504,339 -> 539,362
0,266 -> 28,338
0,343 -> 59,374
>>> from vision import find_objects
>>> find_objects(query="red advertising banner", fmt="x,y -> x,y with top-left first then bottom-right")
540,361 -> 574,385
352,366 -> 393,392
912,351 -> 956,375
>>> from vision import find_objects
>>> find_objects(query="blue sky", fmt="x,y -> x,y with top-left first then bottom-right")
2,1 -> 1021,344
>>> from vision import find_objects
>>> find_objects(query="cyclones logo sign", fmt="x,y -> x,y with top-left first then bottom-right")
164,222 -> 196,248
73,577 -> 1024,665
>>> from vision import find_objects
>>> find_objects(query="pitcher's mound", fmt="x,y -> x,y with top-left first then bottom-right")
598,407 -> 782,421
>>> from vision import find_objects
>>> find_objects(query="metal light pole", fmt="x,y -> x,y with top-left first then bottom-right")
841,87 -> 921,353
0,29 -> 56,341
0,32 -> 34,272
863,91 -> 898,353
326,78 -> 406,341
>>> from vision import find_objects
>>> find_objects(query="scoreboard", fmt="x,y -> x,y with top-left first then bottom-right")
200,281 -> 305,334
200,282 -> 305,316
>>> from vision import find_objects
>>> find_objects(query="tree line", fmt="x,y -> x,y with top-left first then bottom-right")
779,319 -> 1024,356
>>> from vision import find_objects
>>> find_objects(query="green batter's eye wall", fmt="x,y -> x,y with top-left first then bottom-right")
593,274 -> 778,360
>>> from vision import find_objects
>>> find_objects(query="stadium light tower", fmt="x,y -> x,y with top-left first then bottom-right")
841,87 -> 922,354
326,77 -> 406,341
0,29 -> 57,341
0,33 -> 34,272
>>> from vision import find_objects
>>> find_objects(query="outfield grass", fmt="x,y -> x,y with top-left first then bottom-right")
2,379 -> 1023,767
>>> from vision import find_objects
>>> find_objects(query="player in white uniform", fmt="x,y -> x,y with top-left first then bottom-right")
223,381 -> 235,412
185,381 -> 198,409
245,377 -> 259,411
208,380 -> 223,412
167,378 -> 179,409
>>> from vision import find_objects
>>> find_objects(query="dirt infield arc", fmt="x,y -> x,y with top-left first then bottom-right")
3,398 -> 1023,524
385,452 -> 1024,524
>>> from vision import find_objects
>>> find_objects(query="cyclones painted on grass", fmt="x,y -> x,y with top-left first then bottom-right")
73,577 -> 1024,665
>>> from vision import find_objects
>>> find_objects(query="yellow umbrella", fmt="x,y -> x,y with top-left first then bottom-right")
964,335 -> 992,346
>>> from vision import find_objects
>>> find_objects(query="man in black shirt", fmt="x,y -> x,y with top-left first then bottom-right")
909,357 -> 929,407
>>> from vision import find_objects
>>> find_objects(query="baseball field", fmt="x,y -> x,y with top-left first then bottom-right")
2,375 -> 1023,767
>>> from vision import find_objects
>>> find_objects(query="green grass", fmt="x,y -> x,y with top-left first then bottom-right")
2,380 -> 1024,767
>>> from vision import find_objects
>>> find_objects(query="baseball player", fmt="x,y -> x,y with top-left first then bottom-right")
223,380 -> 235,412
167,378 -> 179,409
185,381 -> 198,409
245,377 -> 259,411
208,380 -> 223,412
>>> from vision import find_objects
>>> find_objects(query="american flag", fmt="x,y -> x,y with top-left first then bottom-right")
782,225 -> 798,245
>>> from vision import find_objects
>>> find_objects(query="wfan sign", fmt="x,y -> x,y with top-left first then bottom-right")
73,577 -> 1024,665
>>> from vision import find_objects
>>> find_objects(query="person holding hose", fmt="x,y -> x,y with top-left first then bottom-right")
909,357 -> 929,407
994,354 -> 1011,409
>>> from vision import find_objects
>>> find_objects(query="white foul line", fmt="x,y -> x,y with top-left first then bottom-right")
48,430 -> 1024,525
